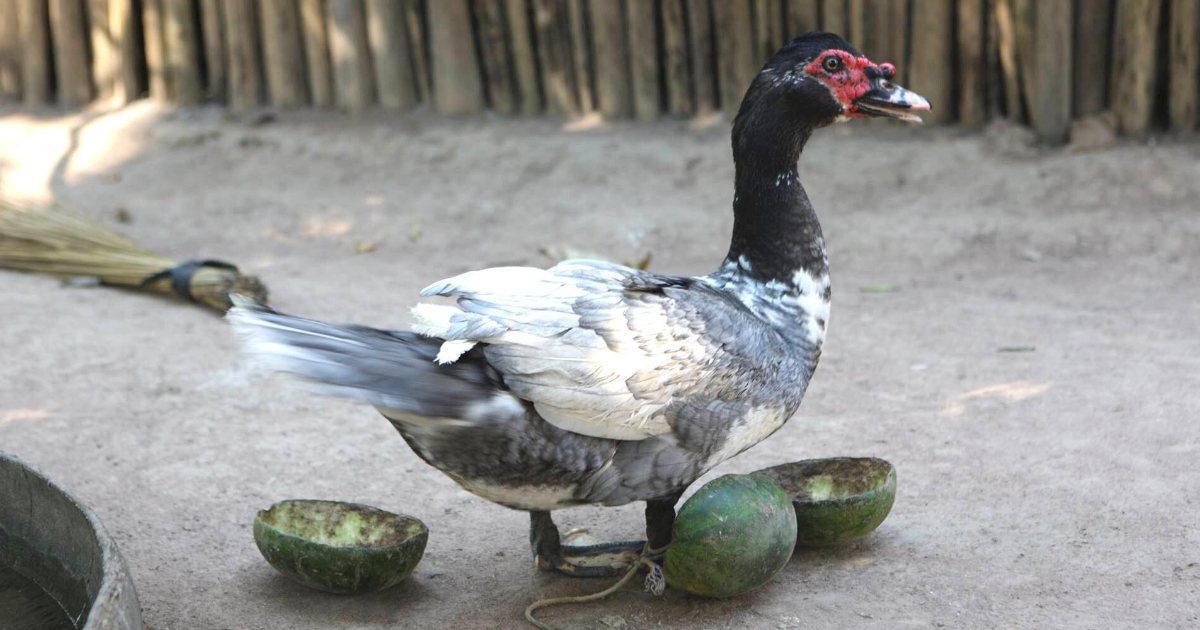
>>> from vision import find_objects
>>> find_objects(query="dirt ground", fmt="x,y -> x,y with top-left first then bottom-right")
1,102 -> 1198,630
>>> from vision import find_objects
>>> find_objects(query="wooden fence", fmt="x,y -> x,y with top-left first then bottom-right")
0,1 -> 1197,142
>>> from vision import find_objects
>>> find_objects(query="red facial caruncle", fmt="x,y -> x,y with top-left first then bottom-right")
803,50 -> 896,118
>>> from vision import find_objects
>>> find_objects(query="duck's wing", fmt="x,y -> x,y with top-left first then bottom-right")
414,259 -> 793,441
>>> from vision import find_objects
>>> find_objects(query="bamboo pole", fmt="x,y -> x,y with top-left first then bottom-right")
1111,0 -> 1163,134
50,0 -> 92,107
863,0 -> 893,60
199,0 -> 225,101
994,0 -> 1019,118
366,0 -> 417,109
327,0 -> 375,110
906,0 -> 952,123
428,0 -> 484,114
887,0 -> 908,79
533,0 -> 577,117
627,0 -> 658,120
223,0 -> 264,110
162,0 -> 203,104
406,0 -> 431,103
715,0 -> 756,115
1072,0 -> 1110,117
754,0 -> 773,64
787,0 -> 819,36
567,0 -> 594,113
504,0 -> 540,114
110,0 -> 140,102
847,0 -> 866,47
88,0 -> 119,100
476,0 -> 517,114
18,0 -> 51,105
143,0 -> 169,100
260,0 -> 307,107
957,0 -> 986,127
1033,0 -> 1070,143
662,0 -> 690,116
688,0 -> 717,114
1011,0 -> 1034,124
0,0 -> 21,99
590,0 -> 628,119
299,0 -> 333,106
1169,0 -> 1199,131
822,0 -> 846,34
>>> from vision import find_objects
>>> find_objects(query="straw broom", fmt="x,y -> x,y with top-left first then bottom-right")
0,194 -> 267,312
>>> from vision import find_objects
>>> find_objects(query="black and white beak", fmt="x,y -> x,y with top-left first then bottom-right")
856,78 -> 931,124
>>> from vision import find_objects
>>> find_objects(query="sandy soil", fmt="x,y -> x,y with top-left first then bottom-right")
1,103 -> 1198,630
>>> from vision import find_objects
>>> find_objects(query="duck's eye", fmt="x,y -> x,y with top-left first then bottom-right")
823,56 -> 842,72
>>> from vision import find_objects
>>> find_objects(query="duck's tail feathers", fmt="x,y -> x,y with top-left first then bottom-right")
226,296 -> 511,419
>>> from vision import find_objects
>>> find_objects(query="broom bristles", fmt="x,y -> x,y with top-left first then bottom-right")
0,194 -> 268,311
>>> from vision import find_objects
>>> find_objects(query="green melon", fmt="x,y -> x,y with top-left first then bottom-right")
757,457 -> 896,547
664,474 -> 797,598
253,499 -> 428,594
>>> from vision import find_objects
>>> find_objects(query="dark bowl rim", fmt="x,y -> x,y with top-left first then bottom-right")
755,457 -> 897,506
254,498 -> 429,551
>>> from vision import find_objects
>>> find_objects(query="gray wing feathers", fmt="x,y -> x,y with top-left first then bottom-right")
411,261 -> 794,442
228,300 -> 503,419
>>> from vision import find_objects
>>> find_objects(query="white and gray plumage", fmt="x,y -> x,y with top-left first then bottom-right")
228,31 -> 929,576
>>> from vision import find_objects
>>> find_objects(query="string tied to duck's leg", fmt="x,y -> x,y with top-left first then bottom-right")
523,543 -> 665,630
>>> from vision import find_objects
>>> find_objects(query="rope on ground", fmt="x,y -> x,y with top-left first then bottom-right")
523,548 -> 666,630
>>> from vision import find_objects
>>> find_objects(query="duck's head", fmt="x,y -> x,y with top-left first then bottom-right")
734,32 -> 931,148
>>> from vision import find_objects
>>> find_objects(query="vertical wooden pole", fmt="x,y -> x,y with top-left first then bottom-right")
162,0 -> 203,104
476,0 -> 517,114
88,0 -> 119,100
260,0 -> 307,107
864,0 -> 895,60
1033,0 -> 1070,142
505,0 -> 540,114
662,0 -> 690,116
111,0 -> 141,102
406,0 -> 431,103
688,0 -> 717,114
428,0 -> 484,114
1011,0 -> 1034,124
143,0 -> 169,100
567,0 -> 594,113
889,0 -> 909,79
1169,0 -> 1199,131
299,0 -> 333,106
366,0 -> 417,109
715,0 -> 755,115
753,0 -> 772,64
906,0 -> 952,122
1111,0 -> 1164,134
847,0 -> 867,47
957,0 -> 987,127
50,0 -> 93,106
590,0 -> 628,118
199,0 -> 225,101
18,0 -> 51,105
0,0 -> 21,99
327,0 -> 374,110
223,0 -> 264,110
994,0 -> 1019,117
533,0 -> 577,117
787,0 -> 819,37
1072,0 -> 1111,117
822,0 -> 846,34
628,0 -> 658,120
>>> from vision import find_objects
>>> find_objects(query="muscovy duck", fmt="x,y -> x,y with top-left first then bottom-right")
229,32 -> 929,577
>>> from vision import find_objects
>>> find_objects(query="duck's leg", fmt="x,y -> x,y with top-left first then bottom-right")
644,490 -> 686,556
529,511 -> 643,577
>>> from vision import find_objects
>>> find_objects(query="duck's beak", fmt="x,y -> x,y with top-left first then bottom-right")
855,78 -> 931,124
